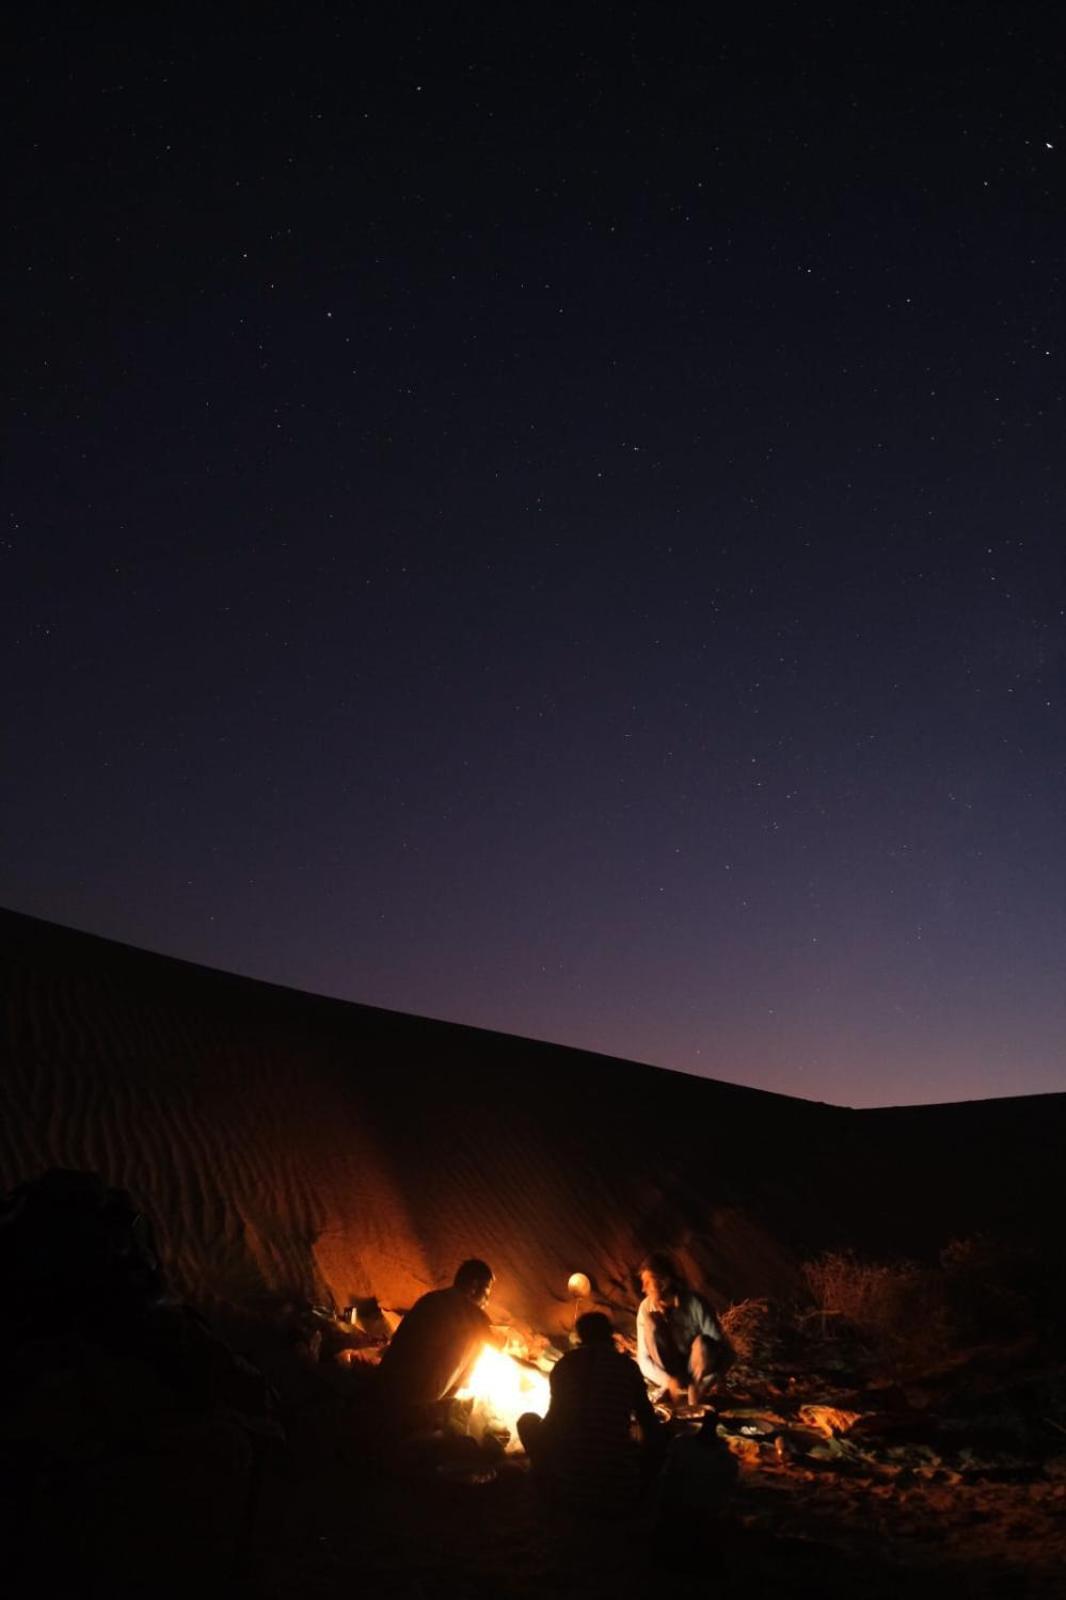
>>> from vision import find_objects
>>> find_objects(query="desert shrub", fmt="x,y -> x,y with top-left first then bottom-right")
802,1236 -> 1059,1372
721,1298 -> 792,1368
802,1251 -> 951,1371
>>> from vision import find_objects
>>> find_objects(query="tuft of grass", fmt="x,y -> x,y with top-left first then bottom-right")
801,1233 -> 1066,1375
802,1250 -> 951,1371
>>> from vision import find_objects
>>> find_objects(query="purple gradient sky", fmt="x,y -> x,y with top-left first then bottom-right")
4,6 -> 1064,1107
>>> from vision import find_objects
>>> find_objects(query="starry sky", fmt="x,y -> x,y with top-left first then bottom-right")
5,5 -> 1064,1108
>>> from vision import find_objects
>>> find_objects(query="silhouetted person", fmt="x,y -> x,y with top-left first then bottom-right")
517,1311 -> 663,1513
636,1252 -> 734,1405
652,1410 -> 739,1569
0,1169 -> 163,1338
376,1259 -> 494,1432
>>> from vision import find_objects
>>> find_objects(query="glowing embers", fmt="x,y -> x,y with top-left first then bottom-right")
456,1343 -> 550,1448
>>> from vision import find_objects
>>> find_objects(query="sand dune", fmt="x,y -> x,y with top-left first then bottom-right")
1,908 -> 1061,1337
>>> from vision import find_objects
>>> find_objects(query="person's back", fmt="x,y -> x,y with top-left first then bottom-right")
376,1259 -> 494,1428
519,1312 -> 661,1513
550,1340 -> 649,1505
376,1285 -> 489,1408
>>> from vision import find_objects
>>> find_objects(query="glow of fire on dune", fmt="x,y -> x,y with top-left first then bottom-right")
456,1344 -> 550,1437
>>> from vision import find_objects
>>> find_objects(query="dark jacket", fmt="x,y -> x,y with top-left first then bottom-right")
541,1341 -> 659,1505
376,1286 -> 489,1406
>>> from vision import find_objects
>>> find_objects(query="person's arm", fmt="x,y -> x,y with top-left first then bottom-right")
635,1299 -> 675,1391
691,1292 -> 725,1342
690,1292 -> 736,1373
542,1352 -> 575,1432
451,1305 -> 492,1395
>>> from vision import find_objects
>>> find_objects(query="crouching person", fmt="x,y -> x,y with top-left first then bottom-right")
636,1252 -> 735,1407
375,1259 -> 494,1440
517,1312 -> 663,1515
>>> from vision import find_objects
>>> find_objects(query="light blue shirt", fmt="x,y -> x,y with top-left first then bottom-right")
636,1289 -> 724,1391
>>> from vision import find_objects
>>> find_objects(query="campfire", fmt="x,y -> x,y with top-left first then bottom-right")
456,1344 -> 551,1448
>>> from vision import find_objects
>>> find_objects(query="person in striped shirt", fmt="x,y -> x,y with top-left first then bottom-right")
517,1312 -> 662,1512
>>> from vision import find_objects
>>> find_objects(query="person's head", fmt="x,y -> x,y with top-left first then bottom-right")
639,1251 -> 684,1309
575,1311 -> 615,1347
453,1258 -> 494,1307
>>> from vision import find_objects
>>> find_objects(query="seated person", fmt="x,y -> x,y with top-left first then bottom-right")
635,1252 -> 734,1406
517,1311 -> 663,1512
652,1412 -> 739,1564
376,1258 -> 494,1430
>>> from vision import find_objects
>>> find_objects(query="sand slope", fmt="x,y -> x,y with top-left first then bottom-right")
1,909 -> 1061,1335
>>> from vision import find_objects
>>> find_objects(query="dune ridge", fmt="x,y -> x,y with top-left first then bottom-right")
2,908 -> 1061,1335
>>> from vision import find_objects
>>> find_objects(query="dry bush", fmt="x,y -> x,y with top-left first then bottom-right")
802,1235 -> 1060,1373
802,1251 -> 952,1372
721,1297 -> 791,1368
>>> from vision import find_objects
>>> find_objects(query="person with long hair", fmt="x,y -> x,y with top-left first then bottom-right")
636,1252 -> 734,1406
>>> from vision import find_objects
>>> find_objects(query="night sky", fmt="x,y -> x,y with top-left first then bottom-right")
5,6 -> 1064,1108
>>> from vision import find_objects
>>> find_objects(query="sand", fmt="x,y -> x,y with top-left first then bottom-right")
1,906 -> 1062,1337
3,907 -> 1065,1599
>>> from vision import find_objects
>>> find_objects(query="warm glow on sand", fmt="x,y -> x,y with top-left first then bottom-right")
456,1344 -> 550,1436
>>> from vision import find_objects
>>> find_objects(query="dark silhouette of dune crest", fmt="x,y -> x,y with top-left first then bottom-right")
2,908 -> 1062,1335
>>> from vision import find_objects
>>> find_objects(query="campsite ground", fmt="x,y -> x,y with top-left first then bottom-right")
231,1323 -> 1066,1600
246,1424 -> 1066,1599
7,1292 -> 1065,1599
